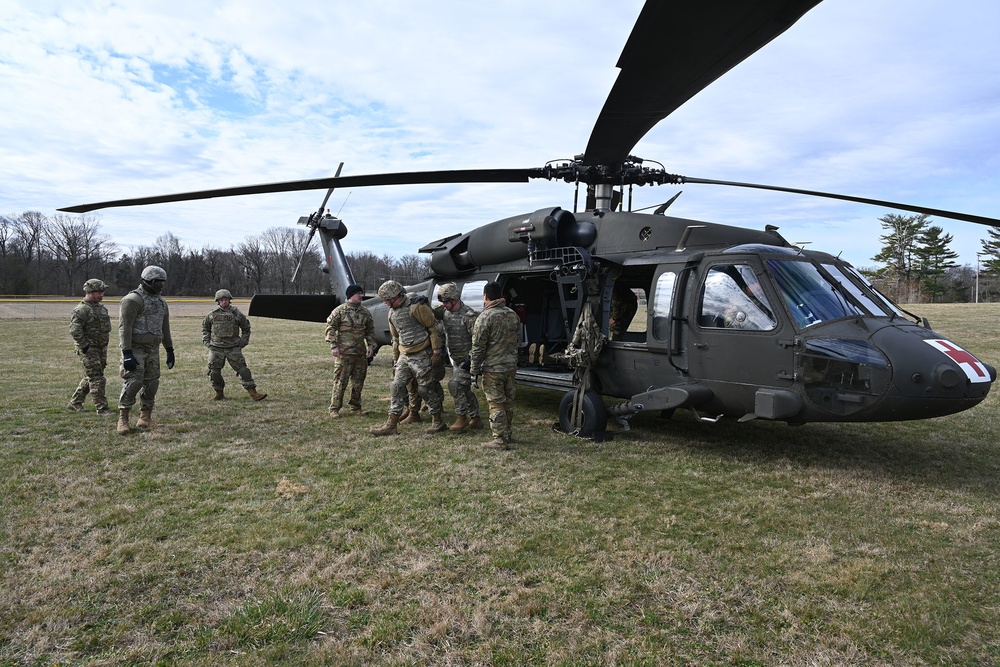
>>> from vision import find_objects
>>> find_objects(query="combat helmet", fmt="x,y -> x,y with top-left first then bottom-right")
82,278 -> 108,293
377,280 -> 404,301
215,289 -> 233,302
437,283 -> 461,302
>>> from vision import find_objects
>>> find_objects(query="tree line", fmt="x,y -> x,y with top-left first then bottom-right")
0,211 -> 430,297
2,210 -> 998,302
865,213 -> 1000,303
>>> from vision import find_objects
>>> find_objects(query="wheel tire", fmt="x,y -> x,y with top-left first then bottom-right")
558,389 -> 608,437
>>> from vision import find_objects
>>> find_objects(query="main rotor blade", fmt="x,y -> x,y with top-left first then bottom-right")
682,176 -> 1000,227
583,0 -> 822,166
60,168 -> 539,213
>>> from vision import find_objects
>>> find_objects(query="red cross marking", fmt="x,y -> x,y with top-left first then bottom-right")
935,340 -> 987,378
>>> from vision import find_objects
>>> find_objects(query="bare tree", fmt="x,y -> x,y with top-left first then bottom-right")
236,236 -> 269,296
42,213 -> 118,294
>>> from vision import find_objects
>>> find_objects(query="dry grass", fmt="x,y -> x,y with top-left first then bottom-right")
1,304 -> 998,665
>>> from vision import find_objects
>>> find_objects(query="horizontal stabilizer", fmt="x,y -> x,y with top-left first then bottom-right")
249,294 -> 338,323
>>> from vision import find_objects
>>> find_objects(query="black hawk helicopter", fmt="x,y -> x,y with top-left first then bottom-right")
62,0 -> 997,436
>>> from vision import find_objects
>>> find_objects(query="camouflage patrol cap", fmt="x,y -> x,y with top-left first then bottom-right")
437,283 -> 461,302
82,278 -> 108,293
215,289 -> 233,301
377,280 -> 404,300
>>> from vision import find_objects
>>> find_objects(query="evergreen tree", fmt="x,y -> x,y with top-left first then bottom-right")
980,227 -> 1000,274
913,225 -> 959,302
871,213 -> 930,281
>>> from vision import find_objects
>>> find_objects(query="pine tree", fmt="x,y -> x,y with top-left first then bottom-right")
871,213 -> 930,281
913,225 -> 959,302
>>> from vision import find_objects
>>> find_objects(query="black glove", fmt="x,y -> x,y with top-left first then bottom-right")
460,358 -> 471,372
410,294 -> 428,305
165,347 -> 175,369
122,349 -> 138,372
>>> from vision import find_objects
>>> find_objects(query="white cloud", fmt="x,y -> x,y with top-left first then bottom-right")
0,0 -> 998,269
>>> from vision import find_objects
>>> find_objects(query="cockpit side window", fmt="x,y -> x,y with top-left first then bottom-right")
699,264 -> 777,331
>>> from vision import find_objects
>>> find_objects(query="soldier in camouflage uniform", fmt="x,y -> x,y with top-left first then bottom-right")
434,282 -> 483,431
370,280 -> 447,436
117,265 -> 174,435
68,278 -> 114,415
203,289 -> 267,402
608,282 -> 638,340
324,284 -> 376,417
469,281 -> 521,450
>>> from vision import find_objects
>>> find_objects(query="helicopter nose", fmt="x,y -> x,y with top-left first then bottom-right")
872,327 -> 993,419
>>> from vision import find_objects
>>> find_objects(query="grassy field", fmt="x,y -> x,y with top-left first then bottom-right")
1,304 -> 999,666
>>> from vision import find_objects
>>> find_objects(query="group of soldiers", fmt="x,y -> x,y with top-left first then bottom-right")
68,266 -> 521,450
68,265 -> 267,436
324,278 -> 521,450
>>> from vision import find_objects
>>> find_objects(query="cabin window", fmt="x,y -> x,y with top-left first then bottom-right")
699,264 -> 777,331
651,271 -> 676,342
460,280 -> 488,312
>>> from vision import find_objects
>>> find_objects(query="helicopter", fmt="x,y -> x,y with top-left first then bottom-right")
61,0 -> 997,437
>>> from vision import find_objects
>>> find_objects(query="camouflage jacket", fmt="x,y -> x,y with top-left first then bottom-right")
70,299 -> 112,351
203,305 -> 251,348
469,298 -> 520,374
325,302 -> 376,357
433,302 -> 478,358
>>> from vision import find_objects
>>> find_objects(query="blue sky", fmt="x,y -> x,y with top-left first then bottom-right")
2,0 -> 999,270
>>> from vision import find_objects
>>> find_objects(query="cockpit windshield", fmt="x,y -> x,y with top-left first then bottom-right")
766,259 -> 866,328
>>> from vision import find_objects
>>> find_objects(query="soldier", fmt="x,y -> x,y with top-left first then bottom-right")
68,278 -> 114,415
469,281 -> 521,450
116,265 -> 174,435
324,284 -> 376,417
202,289 -> 267,402
370,280 -> 447,436
434,282 -> 483,431
608,282 -> 639,340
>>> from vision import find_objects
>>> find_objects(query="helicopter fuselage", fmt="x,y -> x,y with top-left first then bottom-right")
251,205 -> 994,432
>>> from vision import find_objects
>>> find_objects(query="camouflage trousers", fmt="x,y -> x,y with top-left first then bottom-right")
208,346 -> 256,391
481,370 -> 516,442
389,349 -> 444,416
330,354 -> 368,411
119,343 -> 160,411
70,346 -> 109,410
448,355 -> 480,418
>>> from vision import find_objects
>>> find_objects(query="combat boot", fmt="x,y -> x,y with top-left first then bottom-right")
136,408 -> 154,429
67,401 -> 85,412
370,414 -> 400,436
116,408 -> 130,435
329,408 -> 341,419
96,404 -> 113,416
425,412 -> 448,434
211,389 -> 225,401
247,387 -> 268,401
448,415 -> 470,431
468,416 -> 484,430
482,437 -> 509,450
399,409 -> 422,424
349,407 -> 367,416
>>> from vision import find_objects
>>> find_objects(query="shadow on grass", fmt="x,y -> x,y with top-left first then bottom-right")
520,386 -> 999,494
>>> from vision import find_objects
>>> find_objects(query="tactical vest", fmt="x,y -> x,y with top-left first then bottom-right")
206,307 -> 243,346
129,288 -> 167,339
442,303 -> 476,357
389,299 -> 430,349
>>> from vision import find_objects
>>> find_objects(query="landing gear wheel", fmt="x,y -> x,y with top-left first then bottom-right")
559,389 -> 608,437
